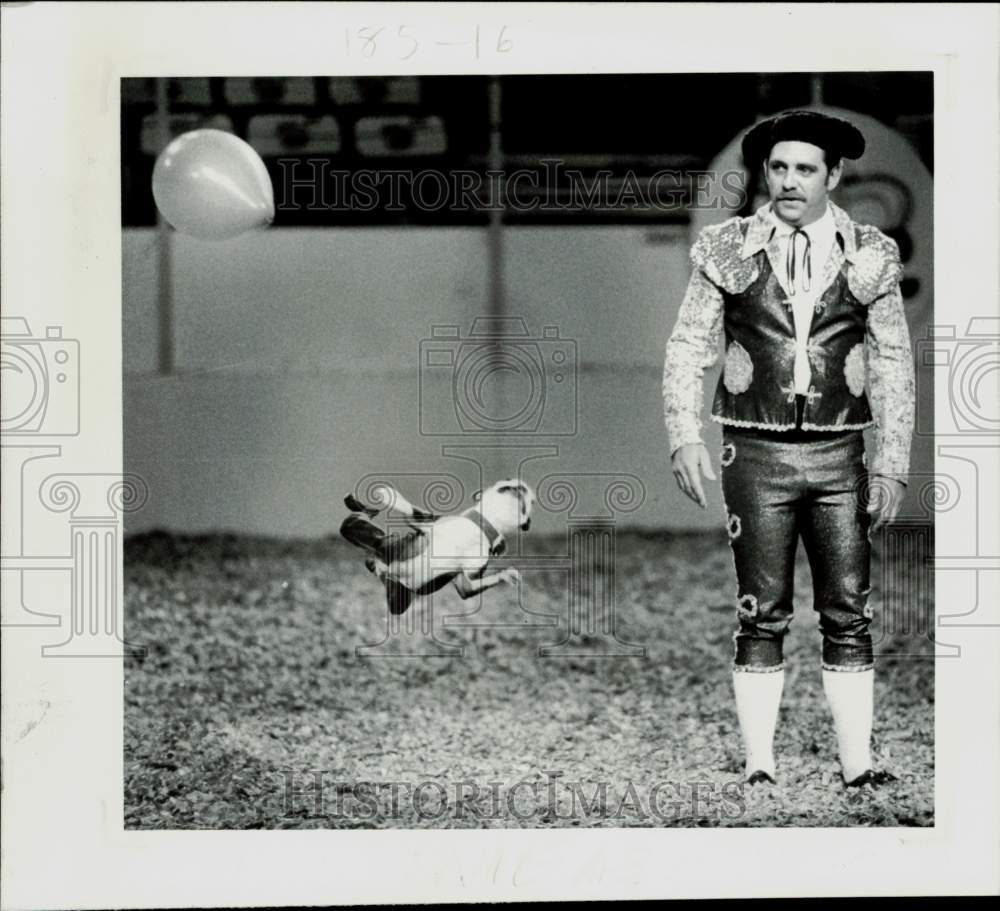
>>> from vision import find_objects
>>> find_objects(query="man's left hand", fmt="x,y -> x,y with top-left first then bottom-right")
867,475 -> 906,531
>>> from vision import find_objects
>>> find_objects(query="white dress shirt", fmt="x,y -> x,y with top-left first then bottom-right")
768,205 -> 837,394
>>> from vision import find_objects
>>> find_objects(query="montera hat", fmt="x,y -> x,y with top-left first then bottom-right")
741,110 -> 866,170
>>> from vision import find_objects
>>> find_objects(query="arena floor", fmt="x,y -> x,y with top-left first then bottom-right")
124,529 -> 934,828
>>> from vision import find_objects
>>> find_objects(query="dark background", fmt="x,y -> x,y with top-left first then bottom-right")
122,72 -> 933,227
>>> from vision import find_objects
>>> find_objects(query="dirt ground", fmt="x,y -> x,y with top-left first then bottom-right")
124,528 -> 934,829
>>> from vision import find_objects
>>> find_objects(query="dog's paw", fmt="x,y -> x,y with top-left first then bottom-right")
500,567 -> 521,586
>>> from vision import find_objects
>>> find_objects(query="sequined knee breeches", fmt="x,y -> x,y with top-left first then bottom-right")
720,427 -> 873,672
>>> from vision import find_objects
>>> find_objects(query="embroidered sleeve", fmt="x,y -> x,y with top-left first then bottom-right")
663,266 -> 724,454
848,227 -> 904,304
866,283 -> 915,481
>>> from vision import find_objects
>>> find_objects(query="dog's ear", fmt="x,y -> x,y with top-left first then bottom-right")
472,489 -> 482,503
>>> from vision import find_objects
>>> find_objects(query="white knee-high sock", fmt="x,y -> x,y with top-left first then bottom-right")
733,670 -> 784,779
822,668 -> 874,782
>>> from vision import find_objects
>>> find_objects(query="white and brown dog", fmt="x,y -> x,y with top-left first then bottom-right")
340,480 -> 534,615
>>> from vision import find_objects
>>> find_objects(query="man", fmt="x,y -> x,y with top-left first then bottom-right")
662,110 -> 915,788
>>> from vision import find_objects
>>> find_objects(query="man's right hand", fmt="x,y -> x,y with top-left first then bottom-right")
671,443 -> 718,509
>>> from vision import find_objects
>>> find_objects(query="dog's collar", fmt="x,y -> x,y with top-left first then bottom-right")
462,508 -> 506,556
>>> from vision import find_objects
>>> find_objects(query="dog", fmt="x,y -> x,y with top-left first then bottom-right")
340,480 -> 534,615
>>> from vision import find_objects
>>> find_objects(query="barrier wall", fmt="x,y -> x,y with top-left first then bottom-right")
123,224 -> 933,536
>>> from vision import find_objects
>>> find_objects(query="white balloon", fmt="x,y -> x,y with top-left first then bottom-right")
152,129 -> 275,240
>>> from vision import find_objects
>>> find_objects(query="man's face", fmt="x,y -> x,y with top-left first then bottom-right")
764,140 -> 842,227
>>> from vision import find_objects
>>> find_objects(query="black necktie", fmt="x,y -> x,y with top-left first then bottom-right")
787,227 -> 812,293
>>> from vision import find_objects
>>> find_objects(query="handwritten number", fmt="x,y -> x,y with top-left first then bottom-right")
347,24 -> 509,59
397,25 -> 419,60
358,26 -> 383,58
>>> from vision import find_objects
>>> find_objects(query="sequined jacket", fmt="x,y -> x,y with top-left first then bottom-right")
662,202 -> 915,479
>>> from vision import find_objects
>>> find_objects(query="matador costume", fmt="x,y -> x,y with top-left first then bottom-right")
662,198 -> 915,672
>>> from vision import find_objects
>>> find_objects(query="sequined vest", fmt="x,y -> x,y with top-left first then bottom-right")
711,228 -> 874,431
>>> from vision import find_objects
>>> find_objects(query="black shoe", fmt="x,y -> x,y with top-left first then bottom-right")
746,770 -> 776,785
345,494 -> 379,518
844,769 -> 898,788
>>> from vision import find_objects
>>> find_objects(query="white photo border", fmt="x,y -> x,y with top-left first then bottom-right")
1,2 -> 998,905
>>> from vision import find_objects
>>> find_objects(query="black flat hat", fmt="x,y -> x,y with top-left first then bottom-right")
741,110 -> 866,170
